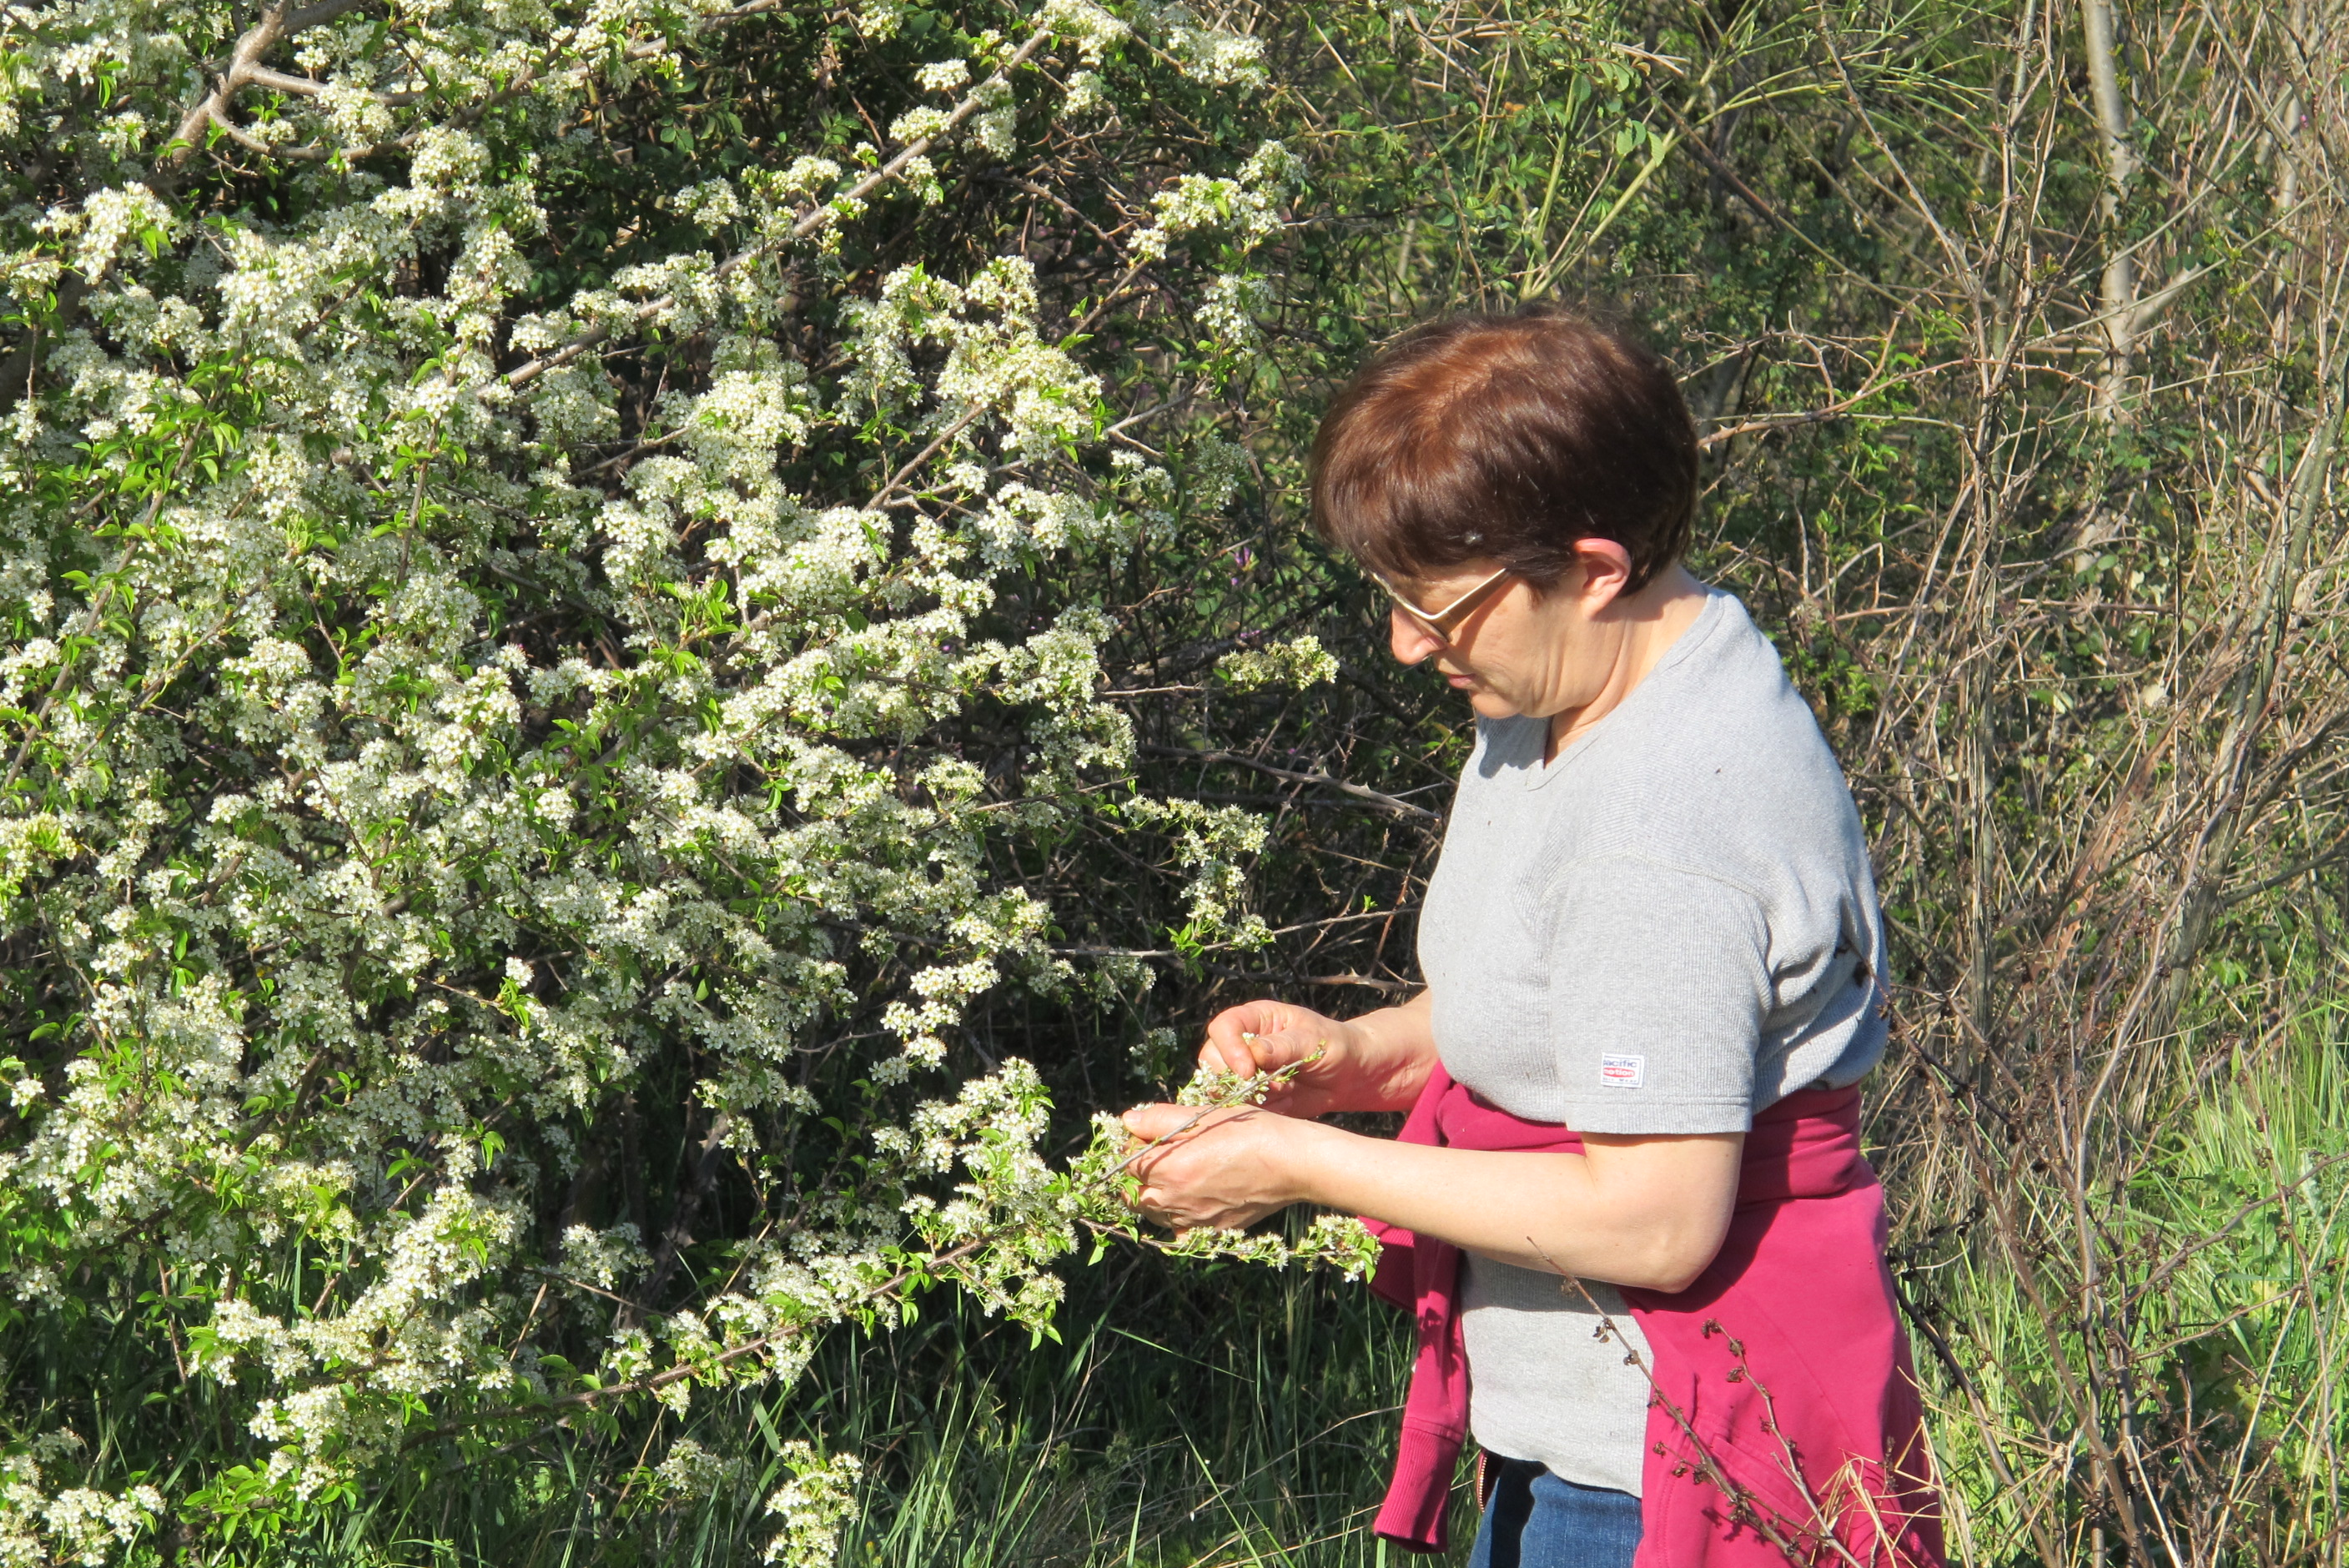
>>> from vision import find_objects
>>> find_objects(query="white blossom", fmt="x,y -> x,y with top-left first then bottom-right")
762,1444 -> 860,1566
916,58 -> 972,93
1219,634 -> 1338,691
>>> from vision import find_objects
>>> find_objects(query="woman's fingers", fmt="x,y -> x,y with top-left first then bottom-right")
1200,1001 -> 1335,1078
1199,1003 -> 1273,1074
1132,1187 -> 1190,1232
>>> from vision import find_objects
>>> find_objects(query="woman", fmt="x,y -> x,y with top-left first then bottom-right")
1121,310 -> 1942,1568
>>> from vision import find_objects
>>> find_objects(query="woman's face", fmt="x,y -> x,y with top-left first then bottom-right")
1381,553 -> 1626,723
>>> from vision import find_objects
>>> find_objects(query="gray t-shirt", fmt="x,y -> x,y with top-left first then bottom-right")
1415,587 -> 1889,1495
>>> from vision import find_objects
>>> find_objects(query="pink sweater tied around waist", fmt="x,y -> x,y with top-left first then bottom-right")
1359,1068 -> 1944,1566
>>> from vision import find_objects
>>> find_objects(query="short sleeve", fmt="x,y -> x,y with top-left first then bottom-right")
1544,857 -> 1769,1134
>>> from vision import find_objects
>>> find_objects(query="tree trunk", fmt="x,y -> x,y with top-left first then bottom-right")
2081,0 -> 2137,421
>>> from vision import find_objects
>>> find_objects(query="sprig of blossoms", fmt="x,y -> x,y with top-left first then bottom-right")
1175,1047 -> 1322,1107
1061,1053 -> 1382,1280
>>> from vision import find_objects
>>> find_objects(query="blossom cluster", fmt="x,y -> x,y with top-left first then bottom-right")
0,0 -> 1332,1560
1124,140 -> 1303,359
1220,633 -> 1340,691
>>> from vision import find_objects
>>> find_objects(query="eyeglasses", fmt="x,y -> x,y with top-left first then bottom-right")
1370,565 -> 1516,646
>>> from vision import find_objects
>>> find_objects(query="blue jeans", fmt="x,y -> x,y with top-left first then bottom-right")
1466,1457 -> 1642,1568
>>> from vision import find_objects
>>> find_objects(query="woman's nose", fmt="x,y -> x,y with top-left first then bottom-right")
1387,606 -> 1442,666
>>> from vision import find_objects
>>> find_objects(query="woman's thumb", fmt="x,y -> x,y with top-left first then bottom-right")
1120,1103 -> 1190,1141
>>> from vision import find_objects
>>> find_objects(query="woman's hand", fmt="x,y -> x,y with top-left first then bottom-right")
1118,1103 -> 1325,1233
1198,992 -> 1437,1118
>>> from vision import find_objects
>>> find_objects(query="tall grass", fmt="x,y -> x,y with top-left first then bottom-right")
262,1237 -> 1456,1567
1903,1001 -> 2349,1567
814,1267 -> 1424,1568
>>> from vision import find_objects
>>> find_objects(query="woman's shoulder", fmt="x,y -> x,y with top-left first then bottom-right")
1561,596 -> 1869,872
1623,593 -> 1843,778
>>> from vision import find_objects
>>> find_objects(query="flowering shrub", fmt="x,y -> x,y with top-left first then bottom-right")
0,0 -> 1366,1559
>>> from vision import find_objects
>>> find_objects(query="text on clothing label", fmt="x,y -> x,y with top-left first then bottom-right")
1599,1053 -> 1646,1088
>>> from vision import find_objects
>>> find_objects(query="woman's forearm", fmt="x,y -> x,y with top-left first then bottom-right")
1281,1118 -> 1742,1292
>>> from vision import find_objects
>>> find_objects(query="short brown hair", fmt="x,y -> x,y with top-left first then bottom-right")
1310,309 -> 1698,593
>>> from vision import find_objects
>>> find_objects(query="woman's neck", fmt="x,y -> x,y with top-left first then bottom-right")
1544,565 -> 1711,762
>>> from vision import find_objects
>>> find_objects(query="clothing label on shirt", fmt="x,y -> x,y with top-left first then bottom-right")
1598,1053 -> 1646,1088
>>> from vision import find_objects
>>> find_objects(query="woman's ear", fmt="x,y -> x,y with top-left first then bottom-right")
1571,537 -> 1636,612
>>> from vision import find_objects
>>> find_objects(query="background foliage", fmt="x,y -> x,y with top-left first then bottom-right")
3,0 -> 2346,1564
